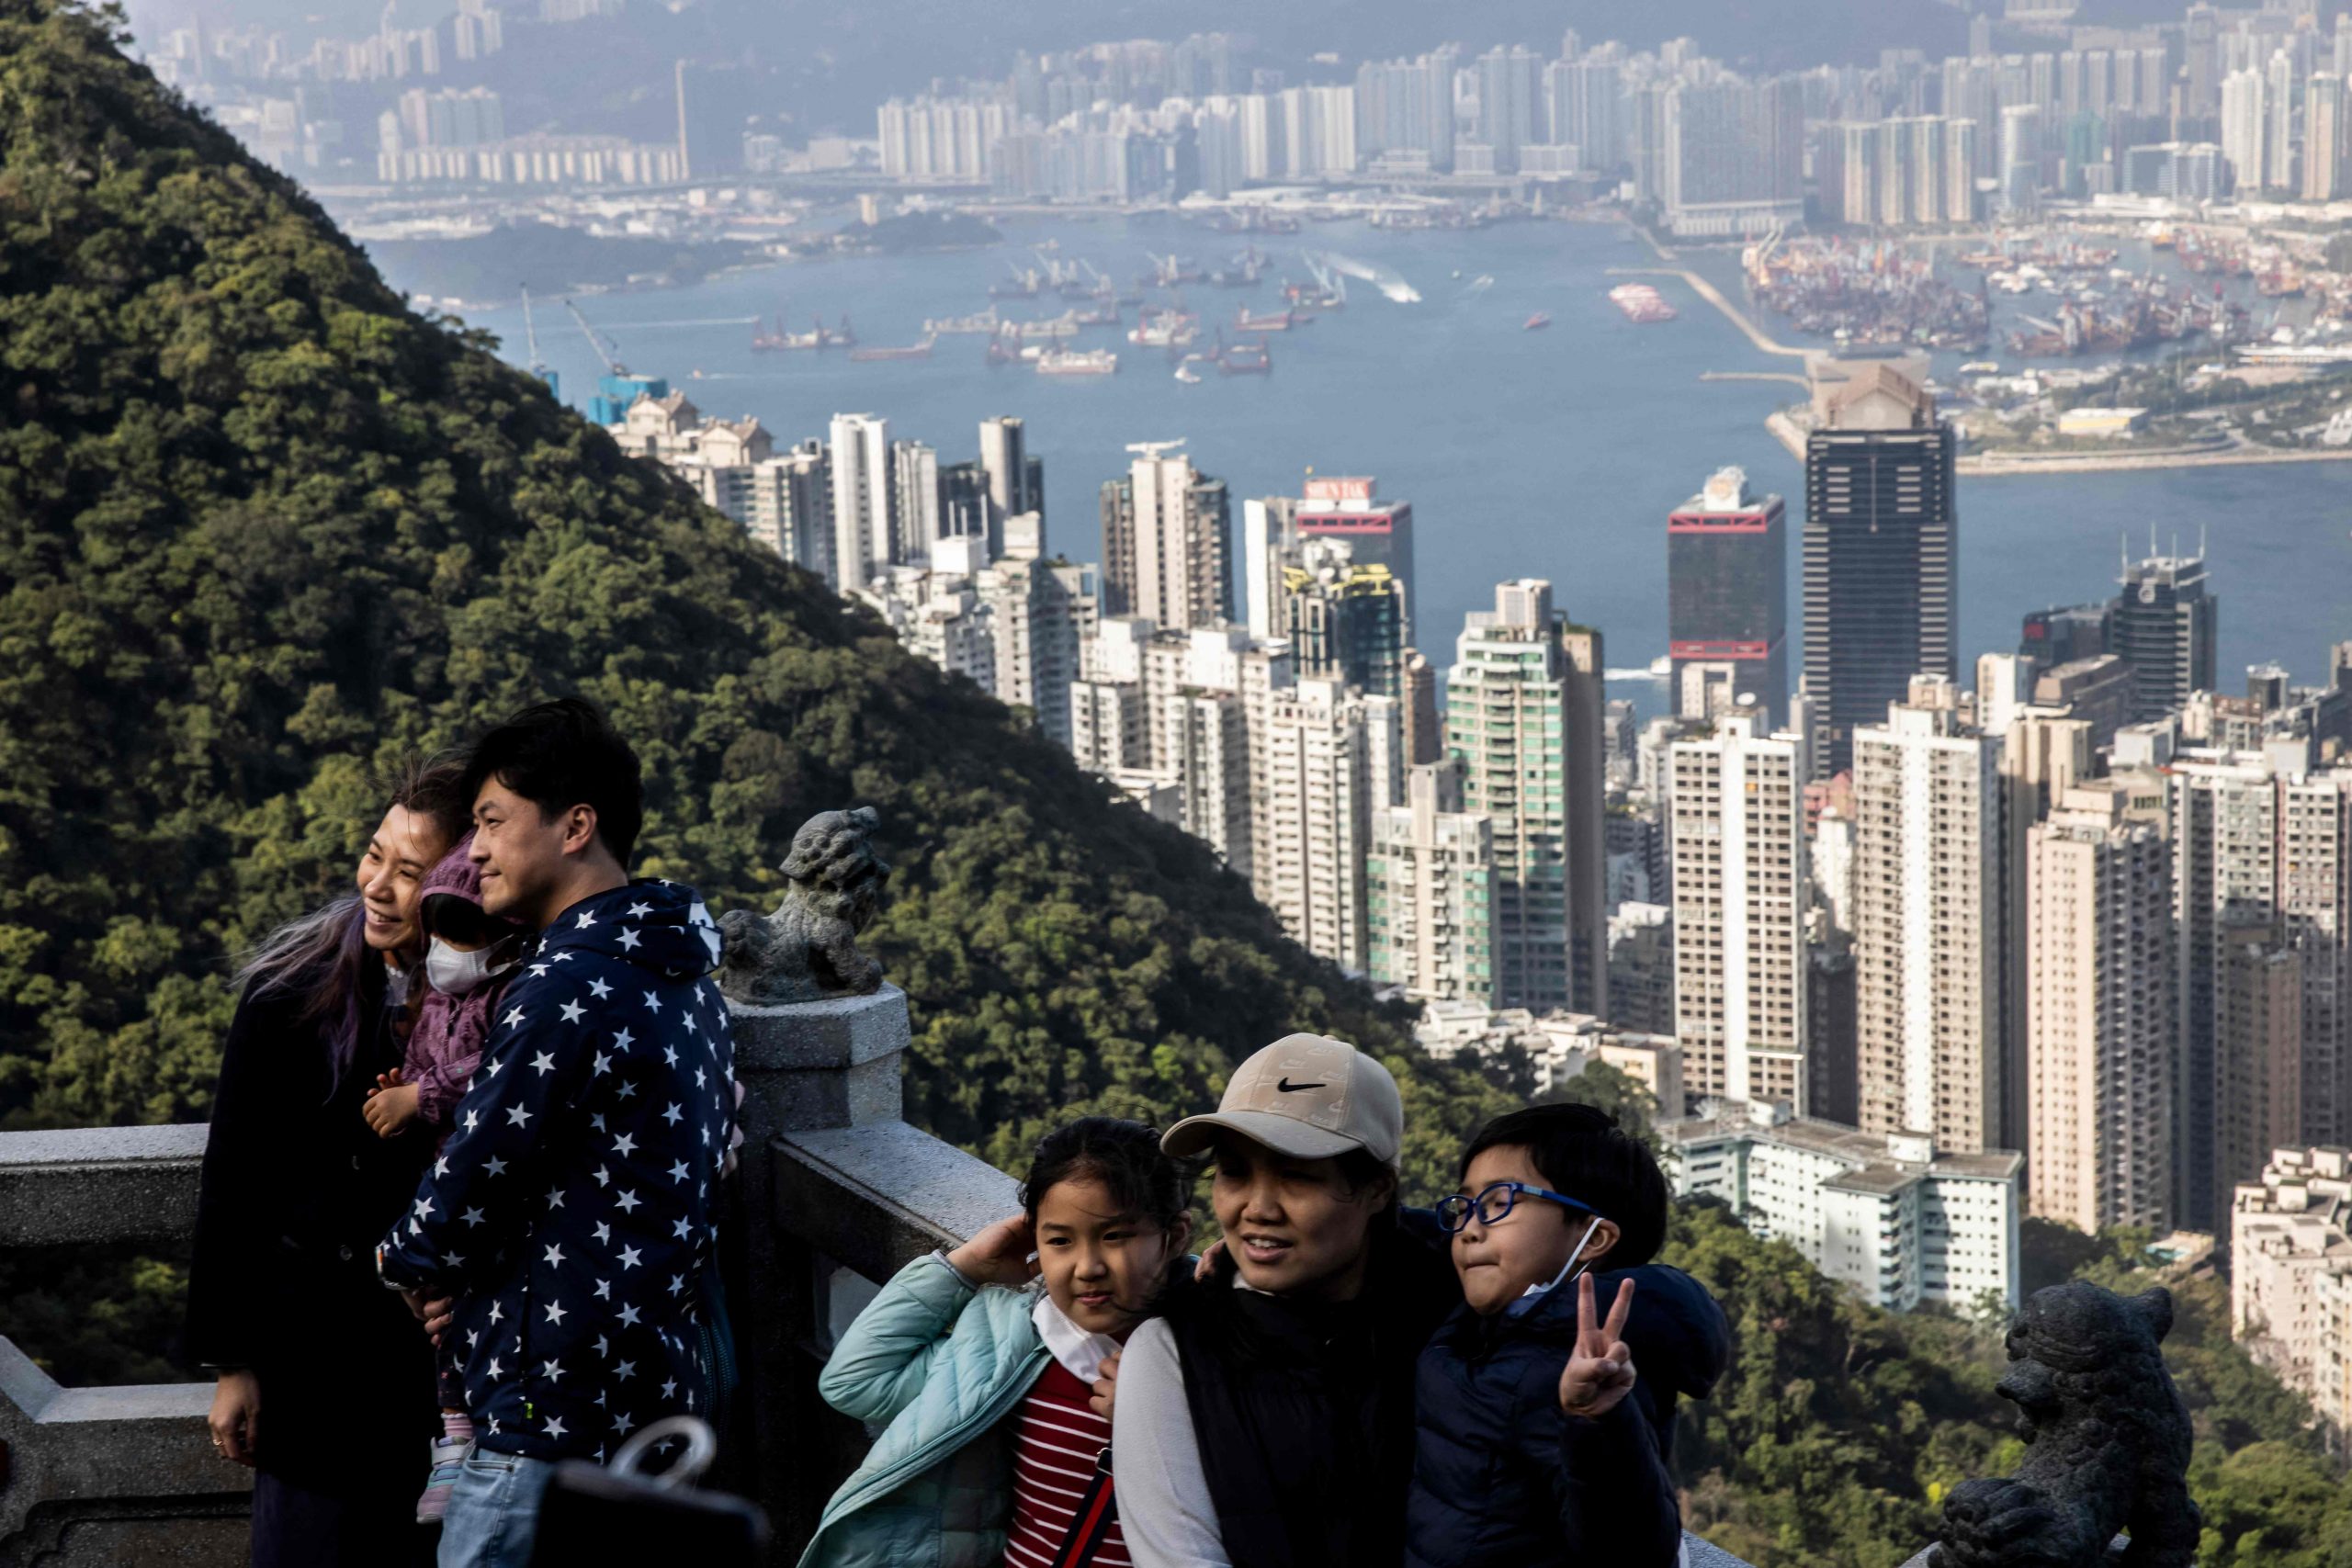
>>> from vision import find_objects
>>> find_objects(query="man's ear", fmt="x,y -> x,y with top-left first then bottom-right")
560,804 -> 601,860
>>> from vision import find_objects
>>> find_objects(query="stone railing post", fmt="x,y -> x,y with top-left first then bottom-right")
716,808 -> 1019,1562
723,983 -> 913,1553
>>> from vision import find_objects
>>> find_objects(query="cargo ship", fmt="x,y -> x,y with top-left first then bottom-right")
1213,332 -> 1271,375
1129,308 -> 1198,349
1607,284 -> 1677,323
752,312 -> 855,352
848,333 -> 936,363
1035,347 -> 1118,376
924,308 -> 1001,334
1234,305 -> 1302,333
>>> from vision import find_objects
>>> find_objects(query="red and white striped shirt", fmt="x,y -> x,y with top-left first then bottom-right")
1003,1359 -> 1127,1568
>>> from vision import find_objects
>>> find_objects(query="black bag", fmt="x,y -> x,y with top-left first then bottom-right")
527,1416 -> 768,1567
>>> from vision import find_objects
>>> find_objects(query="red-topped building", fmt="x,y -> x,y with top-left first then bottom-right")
1668,466 -> 1788,729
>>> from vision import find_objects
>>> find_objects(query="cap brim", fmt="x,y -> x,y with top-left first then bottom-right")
1162,1110 -> 1368,1163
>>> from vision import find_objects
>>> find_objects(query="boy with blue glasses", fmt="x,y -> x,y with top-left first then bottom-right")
1405,1104 -> 1729,1568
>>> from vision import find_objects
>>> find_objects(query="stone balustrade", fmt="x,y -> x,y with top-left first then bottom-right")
0,981 -> 1753,1565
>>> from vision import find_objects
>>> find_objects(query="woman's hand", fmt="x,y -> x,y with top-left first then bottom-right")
1559,1272 -> 1637,1419
944,1213 -> 1037,1288
209,1369 -> 262,1466
1089,1349 -> 1121,1421
363,1073 -> 421,1138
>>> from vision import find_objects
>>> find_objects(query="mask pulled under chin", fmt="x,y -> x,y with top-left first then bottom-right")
1515,1216 -> 1604,1308
425,937 -> 511,997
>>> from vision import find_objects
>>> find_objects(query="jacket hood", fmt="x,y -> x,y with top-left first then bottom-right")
420,833 -> 529,937
535,878 -> 724,980
1484,1260 -> 1730,1401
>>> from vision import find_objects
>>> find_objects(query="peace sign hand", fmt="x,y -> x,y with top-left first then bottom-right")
1559,1272 -> 1637,1419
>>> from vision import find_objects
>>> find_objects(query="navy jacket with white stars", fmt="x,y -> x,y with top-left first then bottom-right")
379,878 -> 735,1462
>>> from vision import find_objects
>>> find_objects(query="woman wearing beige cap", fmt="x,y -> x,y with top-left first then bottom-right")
1110,1033 -> 1459,1568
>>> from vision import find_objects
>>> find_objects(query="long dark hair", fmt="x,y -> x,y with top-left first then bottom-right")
233,755 -> 471,1088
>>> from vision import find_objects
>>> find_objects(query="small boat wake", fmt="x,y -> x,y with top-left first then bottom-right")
1313,251 -> 1420,304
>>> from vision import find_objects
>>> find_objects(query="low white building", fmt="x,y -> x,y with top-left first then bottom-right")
1413,1006 -> 1684,1118
2232,1146 -> 2352,1428
1662,1100 -> 2021,1312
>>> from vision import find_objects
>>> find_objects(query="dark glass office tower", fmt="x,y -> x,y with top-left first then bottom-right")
2018,602 -> 2110,678
1668,465 -> 1788,728
2109,550 -> 2217,721
1802,363 -> 1956,773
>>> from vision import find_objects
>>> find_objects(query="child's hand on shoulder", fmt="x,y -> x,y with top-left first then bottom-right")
363,1069 -> 422,1138
1560,1272 -> 1638,1420
945,1212 -> 1039,1288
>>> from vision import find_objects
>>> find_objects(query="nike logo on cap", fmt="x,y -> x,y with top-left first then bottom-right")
1276,1078 -> 1326,1092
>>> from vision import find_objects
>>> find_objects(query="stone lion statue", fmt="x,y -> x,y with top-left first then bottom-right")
1933,1282 -> 2199,1568
718,807 -> 890,1005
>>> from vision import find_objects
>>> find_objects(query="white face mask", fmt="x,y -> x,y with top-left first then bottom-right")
1523,1216 -> 1606,1303
425,937 -> 503,997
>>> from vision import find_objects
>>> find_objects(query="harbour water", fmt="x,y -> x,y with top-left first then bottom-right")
435,215 -> 2352,705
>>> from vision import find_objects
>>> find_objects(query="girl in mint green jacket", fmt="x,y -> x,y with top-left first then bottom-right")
799,1118 -> 1195,1568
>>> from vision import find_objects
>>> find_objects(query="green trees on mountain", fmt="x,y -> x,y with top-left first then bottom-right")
0,0 -> 1509,1195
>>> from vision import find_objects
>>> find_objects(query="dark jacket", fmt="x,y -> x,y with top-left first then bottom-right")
1403,1262 -> 1730,1568
187,961 -> 440,1491
1167,1209 -> 1460,1568
377,879 -> 734,1462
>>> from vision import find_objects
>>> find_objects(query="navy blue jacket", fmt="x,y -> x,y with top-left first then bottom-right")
379,879 -> 734,1462
1404,1262 -> 1729,1568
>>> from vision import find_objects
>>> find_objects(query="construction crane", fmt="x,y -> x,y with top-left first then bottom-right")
563,297 -> 626,376
520,284 -> 557,396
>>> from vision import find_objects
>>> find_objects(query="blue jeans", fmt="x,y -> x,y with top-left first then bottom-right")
436,1444 -> 558,1568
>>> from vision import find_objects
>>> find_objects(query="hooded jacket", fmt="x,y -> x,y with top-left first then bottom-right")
378,878 -> 734,1462
404,832 -> 529,1127
1403,1261 -> 1729,1568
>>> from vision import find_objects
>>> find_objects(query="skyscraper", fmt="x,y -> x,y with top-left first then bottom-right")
1659,75 -> 1805,236
2172,754 -> 2352,1228
1101,441 -> 1232,630
2315,73 -> 2352,202
2025,783 -> 2176,1234
1560,623 -> 1610,1021
1260,675 -> 1380,971
978,415 -> 1044,557
1802,363 -> 1958,773
1448,581 -> 1577,1011
827,412 -> 897,593
1668,714 -> 1809,1108
1294,477 -> 1416,639
2110,548 -> 2217,721
1368,760 -> 1496,1004
1279,539 -> 1407,697
1668,466 -> 1788,728
1852,694 -> 2004,1154
1476,45 -> 1543,174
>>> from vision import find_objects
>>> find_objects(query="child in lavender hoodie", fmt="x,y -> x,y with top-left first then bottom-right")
362,831 -> 527,1526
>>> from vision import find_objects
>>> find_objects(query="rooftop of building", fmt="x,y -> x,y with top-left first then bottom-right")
1664,1100 -> 2024,1183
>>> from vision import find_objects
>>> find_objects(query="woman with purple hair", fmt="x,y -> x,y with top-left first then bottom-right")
187,757 -> 472,1568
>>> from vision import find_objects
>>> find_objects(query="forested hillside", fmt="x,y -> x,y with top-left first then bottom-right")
0,0 -> 1510,1194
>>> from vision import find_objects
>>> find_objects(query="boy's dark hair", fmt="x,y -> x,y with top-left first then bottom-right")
461,698 -> 644,868
1022,1117 -> 1195,1231
422,893 -> 502,947
1461,1103 -> 1668,1268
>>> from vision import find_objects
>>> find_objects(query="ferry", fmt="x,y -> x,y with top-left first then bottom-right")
1607,284 -> 1677,323
1523,311 -> 1552,331
1035,347 -> 1119,377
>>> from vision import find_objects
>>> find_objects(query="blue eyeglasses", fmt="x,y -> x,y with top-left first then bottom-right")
1435,1181 -> 1605,1234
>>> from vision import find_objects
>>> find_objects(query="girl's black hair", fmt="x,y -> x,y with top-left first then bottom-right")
1021,1117 -> 1195,1230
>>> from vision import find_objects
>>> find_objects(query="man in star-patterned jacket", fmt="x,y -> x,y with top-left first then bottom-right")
379,699 -> 735,1567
